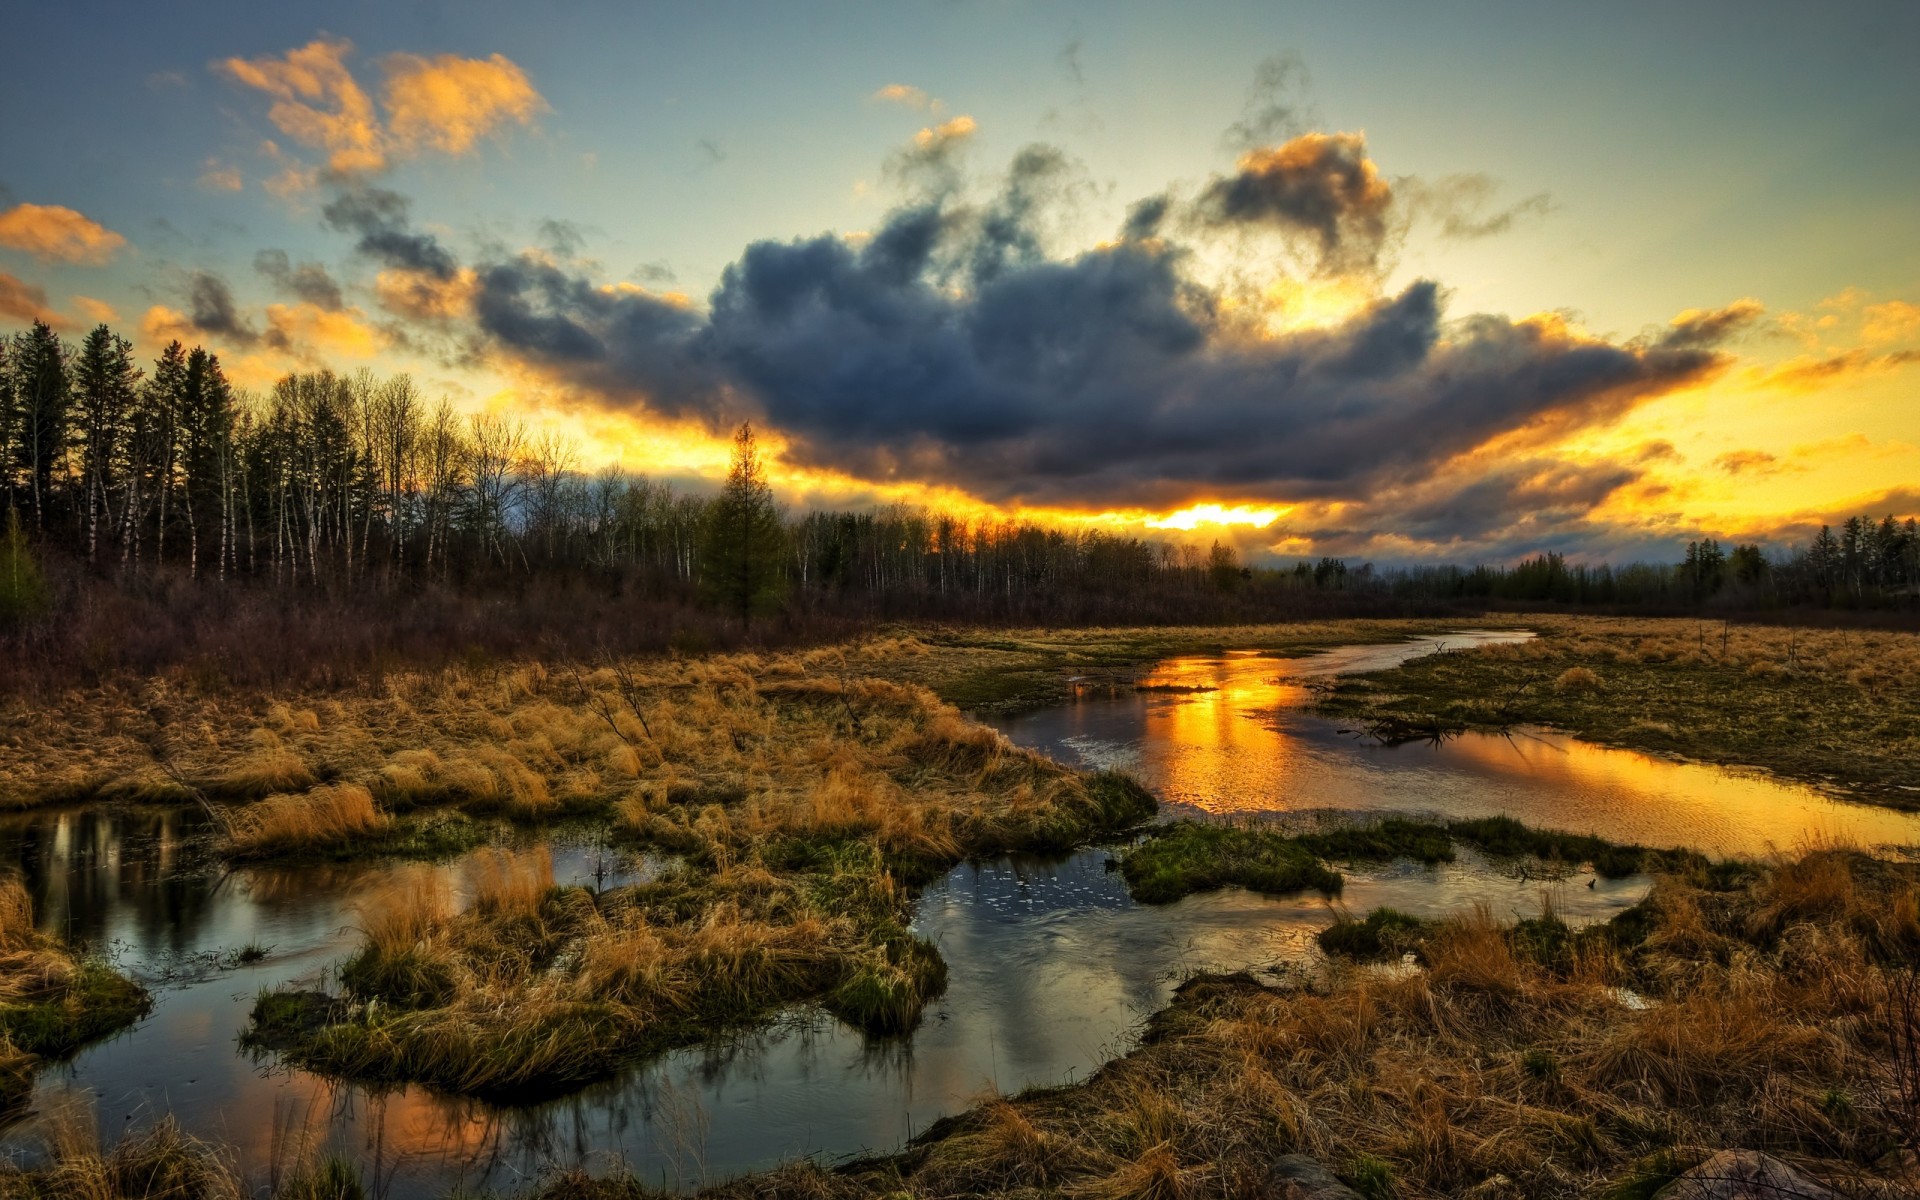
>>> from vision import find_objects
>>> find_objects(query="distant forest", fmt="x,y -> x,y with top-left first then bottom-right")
0,320 -> 1914,687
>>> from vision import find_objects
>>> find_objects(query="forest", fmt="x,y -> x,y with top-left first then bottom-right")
1,318 -> 1915,688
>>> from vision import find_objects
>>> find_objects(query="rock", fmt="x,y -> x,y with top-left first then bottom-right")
1269,1154 -> 1363,1200
1652,1150 -> 1841,1200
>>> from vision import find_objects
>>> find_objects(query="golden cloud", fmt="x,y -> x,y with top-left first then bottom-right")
219,38 -> 387,175
382,52 -> 544,155
0,272 -> 66,327
374,266 -> 480,321
220,39 -> 545,183
266,302 -> 385,359
870,83 -> 936,111
72,296 -> 118,323
1751,347 -> 1920,392
1863,299 -> 1920,345
913,114 -> 977,149
139,304 -> 197,346
0,203 -> 127,265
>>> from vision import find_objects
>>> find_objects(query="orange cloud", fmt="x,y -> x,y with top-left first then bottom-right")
1751,347 -> 1920,392
382,52 -> 543,155
0,203 -> 127,265
913,114 -> 977,149
221,40 -> 544,183
374,266 -> 479,321
1863,299 -> 1920,345
870,83 -> 937,111
139,304 -> 198,346
219,38 -> 387,175
265,302 -> 385,359
0,272 -> 67,327
72,296 -> 118,323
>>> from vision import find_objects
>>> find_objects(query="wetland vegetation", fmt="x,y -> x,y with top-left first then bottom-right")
0,616 -> 1915,1198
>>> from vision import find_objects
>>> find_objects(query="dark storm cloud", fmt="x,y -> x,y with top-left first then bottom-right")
469,251 -> 713,402
321,186 -> 458,279
253,249 -> 344,309
184,271 -> 256,343
456,179 -> 1718,509
1195,132 -> 1395,275
1392,461 -> 1641,543
341,142 -> 1728,521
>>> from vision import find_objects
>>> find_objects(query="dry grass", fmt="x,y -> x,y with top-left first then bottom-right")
533,848 -> 1920,1200
0,620 -> 1463,814
1322,614 -> 1920,802
225,784 -> 390,859
245,674 -> 1152,1099
0,879 -> 149,1116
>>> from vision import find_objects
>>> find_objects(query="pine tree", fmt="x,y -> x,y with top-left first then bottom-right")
700,422 -> 787,622
9,322 -> 71,530
73,324 -> 140,562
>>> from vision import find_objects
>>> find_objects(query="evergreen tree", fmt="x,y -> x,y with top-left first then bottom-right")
72,324 -> 140,561
700,422 -> 786,622
8,322 -> 71,530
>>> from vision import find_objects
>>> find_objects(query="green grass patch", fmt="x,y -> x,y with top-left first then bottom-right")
1121,822 -> 1344,904
0,960 -> 150,1058
1317,907 -> 1432,960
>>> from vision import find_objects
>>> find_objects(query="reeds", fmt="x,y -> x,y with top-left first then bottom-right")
225,784 -> 390,858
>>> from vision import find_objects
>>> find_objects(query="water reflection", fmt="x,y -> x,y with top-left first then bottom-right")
8,631 -> 1906,1195
998,630 -> 1920,857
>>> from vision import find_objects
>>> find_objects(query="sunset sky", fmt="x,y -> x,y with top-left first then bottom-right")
2,1 -> 1915,564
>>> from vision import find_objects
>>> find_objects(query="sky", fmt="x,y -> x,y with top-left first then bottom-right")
2,0 -> 1916,564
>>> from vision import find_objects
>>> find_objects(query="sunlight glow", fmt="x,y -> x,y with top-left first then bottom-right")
1146,503 -> 1285,531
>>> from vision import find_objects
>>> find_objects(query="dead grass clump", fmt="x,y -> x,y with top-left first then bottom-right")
5,1101 -> 245,1200
1552,666 -> 1603,694
226,784 -> 389,859
217,732 -> 317,799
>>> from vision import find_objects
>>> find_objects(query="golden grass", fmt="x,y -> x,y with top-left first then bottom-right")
0,619 -> 1469,813
0,1092 -> 247,1200
547,849 -> 1919,1200
1322,614 -> 1920,802
225,784 -> 389,858
246,672 -> 1150,1098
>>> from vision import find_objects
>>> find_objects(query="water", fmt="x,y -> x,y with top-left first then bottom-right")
996,630 -> 1920,857
7,630 -> 1912,1195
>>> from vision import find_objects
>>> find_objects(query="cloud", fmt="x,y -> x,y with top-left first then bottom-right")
218,37 -> 386,174
0,272 -> 66,327
374,265 -> 478,321
1751,347 -> 1920,391
447,176 -> 1721,511
0,203 -> 127,265
254,249 -> 344,310
264,302 -> 384,359
220,38 -> 543,180
870,83 -> 936,111
1863,299 -> 1920,344
1196,133 -> 1395,275
1404,174 -> 1554,240
1655,298 -> 1765,350
72,296 -> 118,323
1714,449 -> 1788,476
198,159 -> 245,192
322,185 -> 459,278
1224,52 -> 1314,150
381,51 -> 543,156
143,272 -> 256,348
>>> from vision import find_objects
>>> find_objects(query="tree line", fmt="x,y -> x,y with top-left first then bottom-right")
1,318 -> 1915,641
